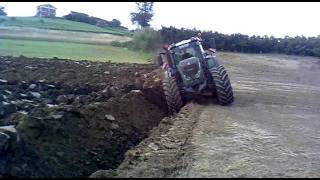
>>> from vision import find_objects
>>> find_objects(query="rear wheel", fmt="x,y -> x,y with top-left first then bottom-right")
210,65 -> 234,105
162,73 -> 184,114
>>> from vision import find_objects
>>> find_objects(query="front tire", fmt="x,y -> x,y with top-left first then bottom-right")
162,73 -> 184,114
210,65 -> 234,105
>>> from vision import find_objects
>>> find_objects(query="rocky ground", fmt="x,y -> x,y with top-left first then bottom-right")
0,56 -> 167,178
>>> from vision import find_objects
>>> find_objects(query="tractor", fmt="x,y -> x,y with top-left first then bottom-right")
157,36 -> 234,114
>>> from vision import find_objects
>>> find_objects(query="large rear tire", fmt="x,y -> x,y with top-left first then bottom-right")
162,73 -> 184,114
210,65 -> 234,105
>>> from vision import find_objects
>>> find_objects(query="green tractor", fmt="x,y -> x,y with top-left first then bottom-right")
157,37 -> 234,114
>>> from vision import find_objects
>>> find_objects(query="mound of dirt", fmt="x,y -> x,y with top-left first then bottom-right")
0,56 -> 168,178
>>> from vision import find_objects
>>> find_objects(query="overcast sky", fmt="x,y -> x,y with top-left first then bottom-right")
1,2 -> 320,38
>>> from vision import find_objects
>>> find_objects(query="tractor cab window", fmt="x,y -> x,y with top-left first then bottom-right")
171,42 -> 202,64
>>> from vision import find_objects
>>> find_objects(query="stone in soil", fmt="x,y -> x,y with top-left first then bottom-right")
131,90 -> 142,94
47,104 -> 58,108
21,99 -> 33,103
29,84 -> 36,89
0,125 -> 17,133
17,111 -> 28,115
105,114 -> 115,121
148,142 -> 159,151
49,111 -> 65,120
4,90 -> 12,95
19,93 -> 28,99
0,79 -> 8,85
51,114 -> 63,119
29,92 -> 41,99
46,84 -> 56,89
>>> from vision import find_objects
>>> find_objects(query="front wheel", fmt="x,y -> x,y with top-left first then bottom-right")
210,65 -> 234,105
162,73 -> 184,114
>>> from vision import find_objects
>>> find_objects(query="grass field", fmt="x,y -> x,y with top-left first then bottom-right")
0,38 -> 152,63
0,26 -> 131,45
0,16 -> 131,36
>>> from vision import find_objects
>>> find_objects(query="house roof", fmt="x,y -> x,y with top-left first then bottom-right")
38,4 -> 57,9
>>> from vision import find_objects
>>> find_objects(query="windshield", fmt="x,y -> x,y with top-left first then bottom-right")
171,42 -> 203,64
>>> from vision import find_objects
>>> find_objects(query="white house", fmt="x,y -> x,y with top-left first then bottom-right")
36,4 -> 57,18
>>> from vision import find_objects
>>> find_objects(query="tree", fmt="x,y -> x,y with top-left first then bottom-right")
0,7 -> 7,16
109,19 -> 121,27
63,11 -> 94,24
130,2 -> 154,28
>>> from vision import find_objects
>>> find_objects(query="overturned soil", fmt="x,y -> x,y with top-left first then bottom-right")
0,56 -> 167,178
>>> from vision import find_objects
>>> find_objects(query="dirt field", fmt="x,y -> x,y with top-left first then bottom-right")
91,52 -> 320,178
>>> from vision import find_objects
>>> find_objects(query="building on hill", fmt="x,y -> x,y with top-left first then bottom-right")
36,4 -> 57,18
0,6 -> 6,16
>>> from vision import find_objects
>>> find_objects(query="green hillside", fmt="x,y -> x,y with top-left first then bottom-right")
0,38 -> 151,63
0,16 -> 131,36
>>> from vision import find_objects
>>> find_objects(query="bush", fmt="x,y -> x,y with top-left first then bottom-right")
128,27 -> 162,52
110,41 -> 124,47
109,19 -> 121,28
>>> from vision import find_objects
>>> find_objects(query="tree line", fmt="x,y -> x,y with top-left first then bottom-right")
159,26 -> 320,57
63,11 -> 127,29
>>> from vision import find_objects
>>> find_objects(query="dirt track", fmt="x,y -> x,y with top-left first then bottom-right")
92,52 -> 320,178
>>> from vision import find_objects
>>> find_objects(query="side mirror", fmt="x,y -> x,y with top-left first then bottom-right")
209,38 -> 216,49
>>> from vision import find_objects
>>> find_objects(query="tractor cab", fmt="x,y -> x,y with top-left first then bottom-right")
157,37 -> 217,67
